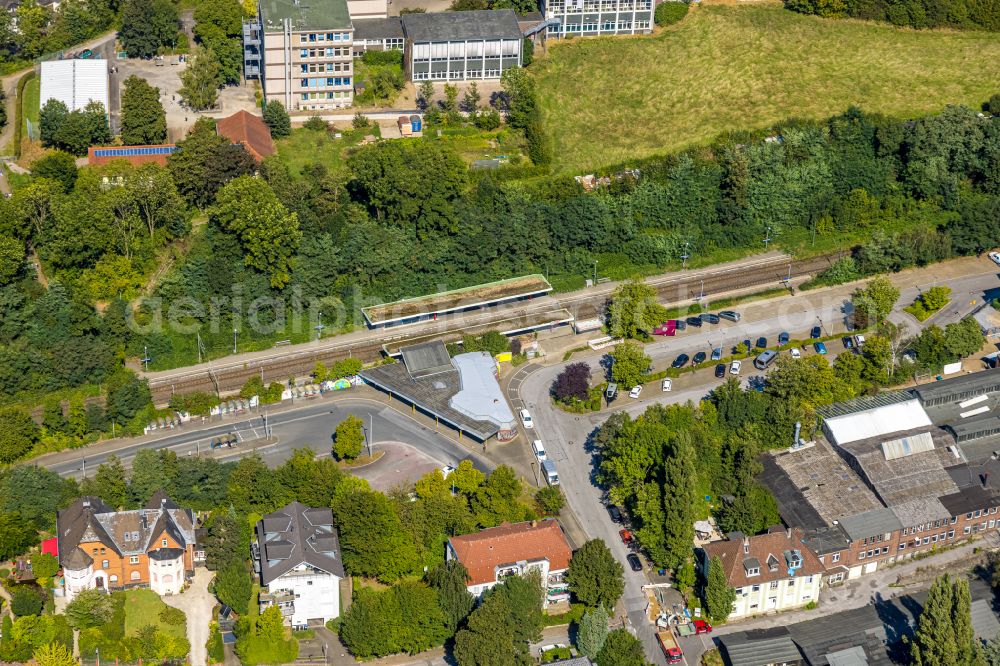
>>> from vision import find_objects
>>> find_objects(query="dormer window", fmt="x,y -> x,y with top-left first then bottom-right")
746,567 -> 760,577
743,557 -> 761,577
124,532 -> 131,541
767,554 -> 780,572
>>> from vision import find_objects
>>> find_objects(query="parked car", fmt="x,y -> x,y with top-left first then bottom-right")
714,363 -> 726,378
692,351 -> 707,365
814,341 -> 828,355
654,321 -> 677,336
619,529 -> 634,546
730,360 -> 742,375
718,310 -> 741,322
674,319 -> 687,331
989,251 -> 1000,266
672,354 -> 690,368
693,620 -> 713,634
756,336 -> 768,349
778,331 -> 790,345
711,347 -> 722,361
531,440 -> 546,461
662,379 -> 672,392
685,316 -> 703,327
700,313 -> 720,325
790,348 -> 802,359
78,49 -> 93,58
741,339 -> 752,353
607,505 -> 623,523
627,553 -> 643,572
810,325 -> 822,339
629,385 -> 642,399
843,336 -> 855,350
519,409 -> 534,428
855,334 -> 866,347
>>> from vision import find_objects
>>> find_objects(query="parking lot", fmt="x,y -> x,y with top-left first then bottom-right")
114,58 -> 258,141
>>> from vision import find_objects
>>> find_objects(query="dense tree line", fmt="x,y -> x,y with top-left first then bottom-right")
784,0 -> 1000,31
0,0 -> 115,66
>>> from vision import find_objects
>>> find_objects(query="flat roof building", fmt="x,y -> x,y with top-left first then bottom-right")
88,144 -> 177,167
543,0 -> 654,39
40,59 -> 109,113
244,0 -> 355,112
360,341 -> 517,441
402,10 -> 523,82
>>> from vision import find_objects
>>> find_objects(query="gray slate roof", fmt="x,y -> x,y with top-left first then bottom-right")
401,9 -> 522,42
401,341 -> 453,379
837,507 -> 903,542
256,501 -> 346,586
352,17 -> 404,40
720,627 -> 803,666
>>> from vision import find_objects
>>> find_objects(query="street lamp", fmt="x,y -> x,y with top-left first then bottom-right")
232,327 -> 238,354
681,241 -> 690,270
764,226 -> 773,250
360,413 -> 374,457
141,346 -> 152,372
593,260 -> 598,285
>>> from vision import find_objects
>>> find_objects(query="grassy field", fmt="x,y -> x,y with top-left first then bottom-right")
123,589 -> 187,639
534,4 -> 1000,173
21,75 -> 39,141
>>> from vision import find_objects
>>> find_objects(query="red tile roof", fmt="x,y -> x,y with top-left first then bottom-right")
215,110 -> 275,161
449,519 -> 572,586
702,527 -> 825,589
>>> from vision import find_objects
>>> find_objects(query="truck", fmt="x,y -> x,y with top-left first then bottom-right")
656,629 -> 683,664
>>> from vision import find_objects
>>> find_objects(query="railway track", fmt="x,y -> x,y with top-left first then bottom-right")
147,250 -> 847,405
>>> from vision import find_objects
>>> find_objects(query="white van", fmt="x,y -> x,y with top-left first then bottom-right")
854,334 -> 866,347
541,460 -> 559,485
532,439 -> 547,461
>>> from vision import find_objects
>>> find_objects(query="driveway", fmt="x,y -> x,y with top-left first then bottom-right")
163,567 -> 216,666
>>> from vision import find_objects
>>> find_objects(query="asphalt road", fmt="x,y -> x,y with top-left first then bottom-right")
41,396 -> 492,479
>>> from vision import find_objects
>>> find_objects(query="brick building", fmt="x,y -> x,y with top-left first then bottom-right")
762,369 -> 1000,586
56,491 -> 197,600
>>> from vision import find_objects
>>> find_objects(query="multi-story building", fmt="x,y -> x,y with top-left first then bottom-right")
542,0 -> 654,39
56,491 -> 197,600
446,519 -> 572,607
700,527 -> 824,619
243,0 -> 355,112
254,502 -> 345,630
401,10 -> 523,82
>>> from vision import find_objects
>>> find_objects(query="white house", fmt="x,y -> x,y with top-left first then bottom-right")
701,527 -> 825,619
254,502 -> 345,630
446,519 -> 572,607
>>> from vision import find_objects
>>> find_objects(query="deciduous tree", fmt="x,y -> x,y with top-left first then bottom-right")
120,75 -> 167,145
608,278 -> 668,339
179,46 -> 222,111
910,574 -> 981,666
610,341 -> 650,390
0,408 -> 38,464
426,560 -> 474,633
553,362 -> 591,402
333,414 -> 365,460
120,0 -> 177,58
566,539 -> 625,610
595,628 -> 650,666
214,562 -> 252,614
211,175 -> 301,288
851,276 -> 900,327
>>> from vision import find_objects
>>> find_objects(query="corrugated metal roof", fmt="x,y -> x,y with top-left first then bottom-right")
825,646 -> 870,666
824,399 -> 932,446
881,431 -> 936,460
40,59 -> 109,113
719,628 -> 803,666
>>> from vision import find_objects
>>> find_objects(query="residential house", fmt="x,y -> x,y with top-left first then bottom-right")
700,527 -> 824,619
446,519 -> 572,607
56,491 -> 196,600
254,502 -> 345,630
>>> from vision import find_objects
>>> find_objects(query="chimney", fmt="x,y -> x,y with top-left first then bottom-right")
787,527 -> 792,539
161,498 -> 167,507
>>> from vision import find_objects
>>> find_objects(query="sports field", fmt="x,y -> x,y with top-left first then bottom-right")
533,5 -> 1000,173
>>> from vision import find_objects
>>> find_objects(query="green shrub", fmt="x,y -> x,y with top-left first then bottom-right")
361,49 -> 403,66
159,605 -> 186,626
303,115 -> 328,131
655,1 -> 689,26
10,587 -> 43,616
0,567 -> 10,578
168,391 -> 220,416
206,622 -> 225,664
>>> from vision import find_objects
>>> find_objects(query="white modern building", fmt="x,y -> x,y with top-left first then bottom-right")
39,59 -> 109,112
402,10 -> 522,82
254,502 -> 345,629
543,0 -> 654,38
446,519 -> 572,607
701,527 -> 825,619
